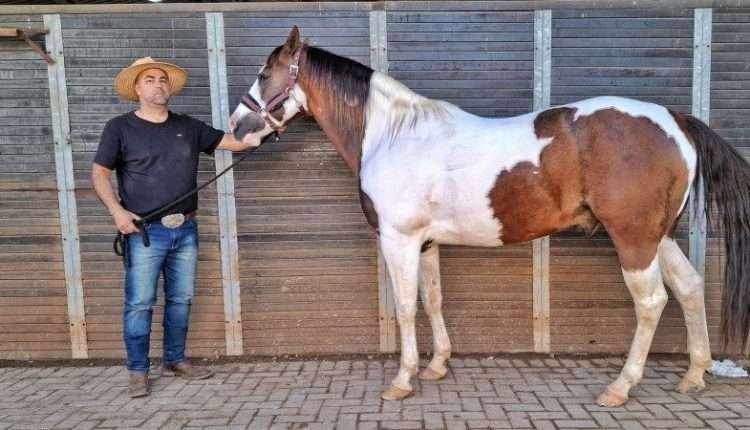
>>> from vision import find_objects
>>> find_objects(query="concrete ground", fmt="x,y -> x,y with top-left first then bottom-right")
1,355 -> 748,429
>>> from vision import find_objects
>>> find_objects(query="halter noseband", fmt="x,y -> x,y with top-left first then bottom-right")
240,44 -> 307,131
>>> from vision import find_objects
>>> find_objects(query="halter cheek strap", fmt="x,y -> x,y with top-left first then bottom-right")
240,44 -> 307,131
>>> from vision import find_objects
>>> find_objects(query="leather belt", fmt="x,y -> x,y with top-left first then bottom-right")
156,211 -> 196,228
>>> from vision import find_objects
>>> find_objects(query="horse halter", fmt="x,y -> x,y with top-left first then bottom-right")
240,44 -> 307,131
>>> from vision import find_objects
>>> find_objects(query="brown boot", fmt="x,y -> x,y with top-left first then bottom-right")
163,361 -> 213,380
127,371 -> 149,398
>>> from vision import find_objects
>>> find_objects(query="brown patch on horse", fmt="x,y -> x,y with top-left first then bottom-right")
659,110 -> 696,237
266,36 -> 377,230
297,47 -> 373,175
488,107 -> 593,244
359,186 -> 379,230
574,109 -> 690,270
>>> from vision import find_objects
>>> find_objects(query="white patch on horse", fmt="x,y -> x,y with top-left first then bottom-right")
249,78 -> 263,106
360,72 -> 554,247
283,84 -> 308,119
365,73 -> 452,146
570,96 -> 697,212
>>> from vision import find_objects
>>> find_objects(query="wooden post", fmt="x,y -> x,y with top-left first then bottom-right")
532,9 -> 552,354
206,12 -> 244,356
689,8 -> 711,278
370,9 -> 397,353
44,14 -> 88,358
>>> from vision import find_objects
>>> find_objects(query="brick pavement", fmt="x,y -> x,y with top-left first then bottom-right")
0,355 -> 748,429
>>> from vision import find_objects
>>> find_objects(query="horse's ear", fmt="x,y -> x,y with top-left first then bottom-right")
284,26 -> 301,52
302,37 -> 310,46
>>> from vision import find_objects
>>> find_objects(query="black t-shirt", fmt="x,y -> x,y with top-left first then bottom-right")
94,111 -> 225,217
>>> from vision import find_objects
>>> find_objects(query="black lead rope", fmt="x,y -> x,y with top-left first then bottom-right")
114,133 -> 277,267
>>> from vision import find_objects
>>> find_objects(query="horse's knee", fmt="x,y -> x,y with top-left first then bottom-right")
634,288 -> 668,326
396,300 -> 417,324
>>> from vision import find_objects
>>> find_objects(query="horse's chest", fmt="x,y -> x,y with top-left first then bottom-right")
360,164 -> 505,246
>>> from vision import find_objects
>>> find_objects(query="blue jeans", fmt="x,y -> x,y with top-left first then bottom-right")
124,219 -> 198,372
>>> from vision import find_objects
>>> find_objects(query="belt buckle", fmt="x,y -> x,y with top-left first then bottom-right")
160,213 -> 185,229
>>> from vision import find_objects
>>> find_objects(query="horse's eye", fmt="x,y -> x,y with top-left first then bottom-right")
258,73 -> 268,82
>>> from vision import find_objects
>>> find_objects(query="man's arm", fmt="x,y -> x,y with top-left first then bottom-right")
215,133 -> 260,152
90,162 -> 140,234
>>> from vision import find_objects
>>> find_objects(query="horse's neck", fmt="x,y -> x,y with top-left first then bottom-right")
302,86 -> 369,176
314,113 -> 364,176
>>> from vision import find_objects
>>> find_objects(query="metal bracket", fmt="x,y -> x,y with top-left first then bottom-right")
0,27 -> 55,65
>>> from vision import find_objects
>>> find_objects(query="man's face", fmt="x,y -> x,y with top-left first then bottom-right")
134,68 -> 170,105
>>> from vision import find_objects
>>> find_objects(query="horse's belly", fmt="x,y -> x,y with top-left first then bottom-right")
426,206 -> 505,247
431,227 -> 504,247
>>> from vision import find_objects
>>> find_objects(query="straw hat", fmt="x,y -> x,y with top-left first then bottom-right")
114,57 -> 187,102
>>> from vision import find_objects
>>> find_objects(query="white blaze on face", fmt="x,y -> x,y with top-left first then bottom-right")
227,71 -> 266,138
248,76 -> 263,107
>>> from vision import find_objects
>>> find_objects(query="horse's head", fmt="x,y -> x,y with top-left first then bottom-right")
229,26 -> 309,147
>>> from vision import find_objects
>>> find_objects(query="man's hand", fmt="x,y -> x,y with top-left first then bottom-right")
216,132 -> 261,152
112,207 -> 141,235
91,162 -> 143,234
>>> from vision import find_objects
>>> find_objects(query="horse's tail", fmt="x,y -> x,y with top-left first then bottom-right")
684,113 -> 750,354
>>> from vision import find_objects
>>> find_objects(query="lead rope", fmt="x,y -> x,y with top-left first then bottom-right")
114,132 -> 278,267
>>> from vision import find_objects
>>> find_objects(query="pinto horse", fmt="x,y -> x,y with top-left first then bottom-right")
229,27 -> 750,406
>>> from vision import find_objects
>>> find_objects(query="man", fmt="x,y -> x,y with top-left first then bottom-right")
91,57 -> 258,398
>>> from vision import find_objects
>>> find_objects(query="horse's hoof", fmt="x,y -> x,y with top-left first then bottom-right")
596,388 -> 628,407
419,366 -> 446,381
675,378 -> 705,395
381,385 -> 412,401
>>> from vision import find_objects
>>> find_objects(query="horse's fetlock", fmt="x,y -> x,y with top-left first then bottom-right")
401,358 -> 419,374
436,345 -> 451,359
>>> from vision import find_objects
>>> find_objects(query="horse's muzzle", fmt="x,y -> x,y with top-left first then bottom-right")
231,111 -> 266,142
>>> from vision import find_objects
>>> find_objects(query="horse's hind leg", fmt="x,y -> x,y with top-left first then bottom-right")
598,245 -> 668,407
418,244 -> 451,380
658,237 -> 711,394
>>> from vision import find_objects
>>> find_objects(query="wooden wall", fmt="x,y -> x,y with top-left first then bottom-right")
0,2 -> 747,360
0,15 -> 71,359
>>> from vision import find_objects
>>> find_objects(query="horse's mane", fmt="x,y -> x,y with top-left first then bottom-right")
368,73 -> 452,144
297,46 -> 451,147
299,46 -> 373,155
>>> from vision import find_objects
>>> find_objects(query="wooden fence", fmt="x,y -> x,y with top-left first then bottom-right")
0,0 -> 748,360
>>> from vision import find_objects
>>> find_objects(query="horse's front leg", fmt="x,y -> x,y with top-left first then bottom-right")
418,244 -> 451,381
379,229 -> 422,401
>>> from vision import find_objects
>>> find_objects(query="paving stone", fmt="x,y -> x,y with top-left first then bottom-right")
0,356 -> 746,429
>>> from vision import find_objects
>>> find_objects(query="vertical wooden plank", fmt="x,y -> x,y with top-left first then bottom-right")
44,14 -> 88,359
206,11 -> 243,355
689,8 -> 710,278
532,9 -> 551,354
207,12 -> 243,356
371,9 -> 396,353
